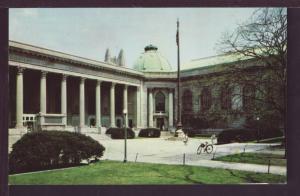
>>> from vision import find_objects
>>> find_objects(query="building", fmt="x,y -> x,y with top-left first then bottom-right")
8,41 -> 280,135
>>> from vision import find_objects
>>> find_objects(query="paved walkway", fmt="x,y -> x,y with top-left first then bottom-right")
87,134 -> 286,176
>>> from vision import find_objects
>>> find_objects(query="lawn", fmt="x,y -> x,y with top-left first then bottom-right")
9,160 -> 286,185
214,153 -> 286,166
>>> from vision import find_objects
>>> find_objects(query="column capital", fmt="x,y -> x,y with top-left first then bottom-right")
168,88 -> 174,93
62,74 -> 68,80
124,84 -> 128,90
148,88 -> 153,93
41,71 -> 48,77
80,77 -> 86,83
97,80 -> 103,85
17,67 -> 25,74
111,82 -> 116,87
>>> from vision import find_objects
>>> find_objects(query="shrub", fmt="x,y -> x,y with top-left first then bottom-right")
182,127 -> 195,137
244,113 -> 284,141
138,128 -> 161,138
217,128 -> 257,144
9,131 -> 105,174
107,128 -> 135,139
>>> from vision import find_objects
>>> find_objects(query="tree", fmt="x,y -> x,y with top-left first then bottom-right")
217,8 -> 287,149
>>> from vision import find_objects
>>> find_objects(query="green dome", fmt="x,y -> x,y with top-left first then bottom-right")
133,45 -> 172,72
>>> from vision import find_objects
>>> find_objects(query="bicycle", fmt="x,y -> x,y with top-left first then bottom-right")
197,141 -> 214,154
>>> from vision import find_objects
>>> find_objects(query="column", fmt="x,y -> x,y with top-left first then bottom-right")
61,74 -> 67,126
79,77 -> 85,127
148,88 -> 153,127
123,84 -> 128,126
96,80 -> 102,130
110,82 -> 116,127
40,71 -> 47,124
15,67 -> 24,128
136,86 -> 141,128
168,89 -> 174,128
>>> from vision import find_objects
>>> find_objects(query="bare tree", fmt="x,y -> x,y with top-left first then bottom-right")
217,8 -> 287,144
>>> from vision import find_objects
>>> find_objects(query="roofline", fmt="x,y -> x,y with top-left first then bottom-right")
9,40 -> 145,77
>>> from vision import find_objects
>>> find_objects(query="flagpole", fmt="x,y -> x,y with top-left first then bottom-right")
176,19 -> 182,132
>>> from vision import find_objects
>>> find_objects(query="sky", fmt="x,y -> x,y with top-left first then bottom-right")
9,8 -> 258,70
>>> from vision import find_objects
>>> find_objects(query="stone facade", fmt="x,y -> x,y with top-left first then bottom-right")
8,41 -> 280,136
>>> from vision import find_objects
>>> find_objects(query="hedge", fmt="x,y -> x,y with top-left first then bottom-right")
138,128 -> 161,138
217,128 -> 283,144
9,131 -> 105,174
182,127 -> 195,137
106,128 -> 135,139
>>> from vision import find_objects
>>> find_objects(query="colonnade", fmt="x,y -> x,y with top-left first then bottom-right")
15,67 -> 141,129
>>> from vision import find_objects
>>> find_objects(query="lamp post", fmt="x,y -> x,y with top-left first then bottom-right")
123,109 -> 127,163
176,18 -> 182,135
256,117 -> 260,143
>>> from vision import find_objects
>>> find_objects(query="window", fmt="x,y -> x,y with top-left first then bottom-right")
243,85 -> 255,111
182,90 -> 193,112
220,86 -> 232,110
155,92 -> 165,112
201,87 -> 212,111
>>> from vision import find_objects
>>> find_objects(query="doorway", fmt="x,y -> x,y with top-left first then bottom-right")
156,118 -> 164,131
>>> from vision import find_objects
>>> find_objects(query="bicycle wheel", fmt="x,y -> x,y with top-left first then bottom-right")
205,145 -> 214,154
197,145 -> 203,154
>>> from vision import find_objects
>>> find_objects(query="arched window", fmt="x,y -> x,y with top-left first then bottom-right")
182,90 -> 193,112
220,86 -> 232,110
243,85 -> 255,111
201,87 -> 212,111
155,92 -> 165,112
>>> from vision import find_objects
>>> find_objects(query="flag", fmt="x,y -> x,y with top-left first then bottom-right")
176,30 -> 179,46
176,20 -> 179,46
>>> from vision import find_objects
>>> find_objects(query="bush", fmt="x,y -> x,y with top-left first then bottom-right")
217,128 -> 257,144
182,127 -> 195,137
107,128 -> 135,139
9,131 -> 105,174
138,128 -> 161,138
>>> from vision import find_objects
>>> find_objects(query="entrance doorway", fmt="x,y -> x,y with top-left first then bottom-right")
156,118 -> 164,131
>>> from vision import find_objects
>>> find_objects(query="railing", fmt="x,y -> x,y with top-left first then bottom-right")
153,111 -> 167,116
22,114 -> 36,132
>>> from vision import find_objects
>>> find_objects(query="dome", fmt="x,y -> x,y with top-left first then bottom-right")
133,45 -> 172,72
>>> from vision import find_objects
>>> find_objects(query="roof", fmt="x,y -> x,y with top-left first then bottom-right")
9,40 -> 144,77
133,45 -> 173,72
181,52 -> 254,71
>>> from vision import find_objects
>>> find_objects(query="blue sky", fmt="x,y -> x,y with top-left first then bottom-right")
9,8 -> 258,69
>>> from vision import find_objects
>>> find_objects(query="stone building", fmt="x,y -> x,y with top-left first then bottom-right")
8,41 -> 279,135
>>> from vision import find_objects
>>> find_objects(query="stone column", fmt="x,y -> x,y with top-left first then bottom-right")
61,74 -> 67,126
123,84 -> 128,126
168,89 -> 174,128
16,67 -> 24,128
110,82 -> 116,127
136,86 -> 141,128
96,80 -> 102,130
40,71 -> 47,124
79,77 -> 85,127
148,88 -> 153,127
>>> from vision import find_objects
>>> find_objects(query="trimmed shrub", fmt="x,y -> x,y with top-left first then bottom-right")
9,131 -> 105,174
217,128 -> 257,144
107,128 -> 135,139
138,128 -> 161,138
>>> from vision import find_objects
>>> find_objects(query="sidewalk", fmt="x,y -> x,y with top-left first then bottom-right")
88,134 -> 286,176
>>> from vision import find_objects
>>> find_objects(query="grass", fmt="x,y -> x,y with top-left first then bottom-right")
214,153 -> 286,166
246,136 -> 284,144
192,136 -> 212,139
9,160 -> 286,185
